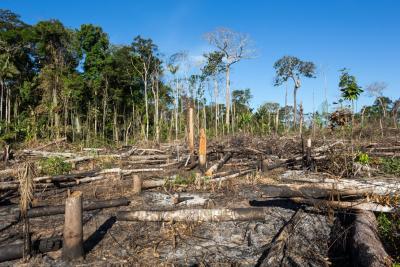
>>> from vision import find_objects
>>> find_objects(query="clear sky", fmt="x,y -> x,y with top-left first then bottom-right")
2,0 -> 399,112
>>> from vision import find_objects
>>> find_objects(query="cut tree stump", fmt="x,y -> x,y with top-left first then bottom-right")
62,191 -> 84,261
132,175 -> 142,194
199,128 -> 207,171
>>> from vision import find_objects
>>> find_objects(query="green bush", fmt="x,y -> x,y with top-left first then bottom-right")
377,213 -> 400,263
355,152 -> 370,165
380,158 -> 400,176
39,157 -> 72,176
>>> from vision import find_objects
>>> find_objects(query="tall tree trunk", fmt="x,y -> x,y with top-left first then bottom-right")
214,78 -> 218,137
0,79 -> 3,122
225,65 -> 231,131
293,86 -> 297,129
102,77 -> 108,139
144,74 -> 149,141
54,75 -> 60,138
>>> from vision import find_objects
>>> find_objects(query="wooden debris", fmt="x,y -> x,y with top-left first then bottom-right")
117,207 -> 270,222
205,152 -> 233,176
62,191 -> 84,261
351,210 -> 393,267
259,209 -> 304,266
199,128 -> 207,171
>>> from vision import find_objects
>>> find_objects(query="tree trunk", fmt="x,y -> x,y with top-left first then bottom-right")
351,210 -> 393,267
293,86 -> 298,128
144,72 -> 149,141
62,191 -> 83,261
225,65 -> 231,130
117,207 -> 270,222
188,107 -> 194,154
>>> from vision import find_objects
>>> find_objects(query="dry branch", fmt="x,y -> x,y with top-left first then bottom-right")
259,209 -> 304,266
205,152 -> 233,176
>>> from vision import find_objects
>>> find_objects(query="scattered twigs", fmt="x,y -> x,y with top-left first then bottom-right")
259,209 -> 304,266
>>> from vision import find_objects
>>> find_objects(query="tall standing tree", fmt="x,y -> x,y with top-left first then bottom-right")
366,81 -> 388,118
205,27 -> 254,131
273,56 -> 316,128
131,36 -> 159,141
202,51 -> 225,136
33,20 -> 78,138
77,24 -> 110,138
338,68 -> 363,139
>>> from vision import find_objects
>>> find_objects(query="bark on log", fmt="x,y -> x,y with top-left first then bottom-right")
117,207 -> 270,222
259,183 -> 373,199
259,209 -> 304,266
280,175 -> 400,195
205,152 -> 233,176
0,197 -> 130,221
0,236 -> 62,263
290,197 -> 393,212
351,210 -> 392,267
62,191 -> 84,261
199,128 -> 207,171
132,175 -> 142,194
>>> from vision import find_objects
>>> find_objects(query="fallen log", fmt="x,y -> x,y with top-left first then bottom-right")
259,183 -> 373,199
351,210 -> 393,267
211,169 -> 255,183
259,209 -> 304,266
0,197 -> 129,221
0,236 -> 62,263
22,150 -> 77,158
290,197 -> 393,212
205,152 -> 233,176
280,174 -> 400,195
117,207 -> 269,222
34,137 -> 67,150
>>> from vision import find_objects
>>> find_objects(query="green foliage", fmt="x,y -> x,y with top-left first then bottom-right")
377,213 -> 400,262
380,158 -> 400,176
172,173 -> 196,185
273,56 -> 316,86
338,68 -> 363,102
39,157 -> 72,176
355,152 -> 370,165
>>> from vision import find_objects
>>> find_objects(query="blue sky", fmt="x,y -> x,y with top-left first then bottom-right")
2,0 -> 399,112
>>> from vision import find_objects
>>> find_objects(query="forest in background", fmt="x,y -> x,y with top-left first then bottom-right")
0,9 -> 399,146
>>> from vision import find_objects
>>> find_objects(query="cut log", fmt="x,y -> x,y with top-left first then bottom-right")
62,191 -> 84,261
259,183 -> 373,199
351,210 -> 393,267
211,169 -> 255,183
290,197 -> 393,212
0,197 -> 130,221
205,152 -> 233,176
280,174 -> 400,195
117,207 -> 270,222
22,150 -> 77,158
34,137 -> 67,150
119,146 -> 137,158
259,209 -> 304,266
0,236 -> 62,263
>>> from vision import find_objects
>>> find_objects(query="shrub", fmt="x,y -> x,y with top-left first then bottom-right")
380,158 -> 400,176
355,152 -> 370,165
39,157 -> 72,176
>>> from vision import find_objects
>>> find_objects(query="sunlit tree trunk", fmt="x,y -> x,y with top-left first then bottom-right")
225,65 -> 231,131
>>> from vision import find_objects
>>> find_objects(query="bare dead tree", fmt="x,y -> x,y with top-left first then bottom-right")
204,27 -> 255,132
366,81 -> 388,117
